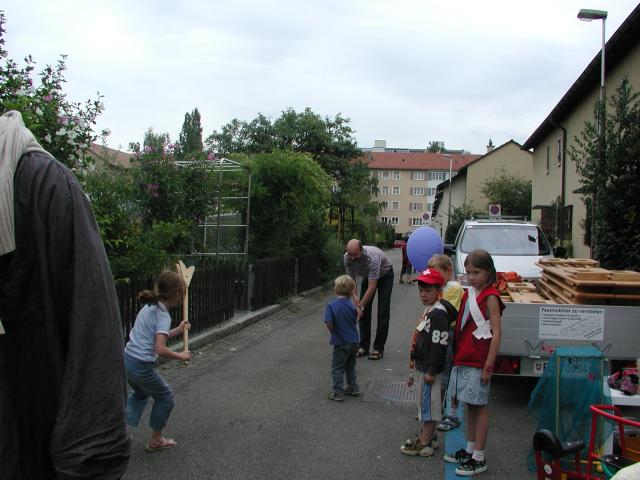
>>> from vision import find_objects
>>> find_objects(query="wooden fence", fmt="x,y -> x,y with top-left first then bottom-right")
117,263 -> 236,341
117,254 -> 327,341
251,257 -> 296,310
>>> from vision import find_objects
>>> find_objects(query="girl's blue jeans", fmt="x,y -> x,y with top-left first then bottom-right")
124,353 -> 175,432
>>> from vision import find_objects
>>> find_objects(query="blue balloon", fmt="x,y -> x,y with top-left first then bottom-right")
406,226 -> 444,272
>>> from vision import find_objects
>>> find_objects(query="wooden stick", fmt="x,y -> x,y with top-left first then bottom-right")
176,260 -> 195,353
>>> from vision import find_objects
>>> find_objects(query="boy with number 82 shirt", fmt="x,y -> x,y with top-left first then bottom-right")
401,268 -> 450,457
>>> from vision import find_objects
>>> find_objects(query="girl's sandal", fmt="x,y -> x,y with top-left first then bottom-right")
368,351 -> 383,360
145,437 -> 177,452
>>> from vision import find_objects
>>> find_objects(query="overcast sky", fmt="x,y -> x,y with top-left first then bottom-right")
3,0 -> 638,154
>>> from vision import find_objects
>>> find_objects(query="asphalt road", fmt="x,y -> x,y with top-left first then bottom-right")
124,247 -> 539,479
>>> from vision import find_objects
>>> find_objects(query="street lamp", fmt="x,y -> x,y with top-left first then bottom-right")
578,8 -> 607,258
443,154 -> 453,236
578,8 -> 607,132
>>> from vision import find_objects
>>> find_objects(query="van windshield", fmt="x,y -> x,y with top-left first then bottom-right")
460,225 -> 551,255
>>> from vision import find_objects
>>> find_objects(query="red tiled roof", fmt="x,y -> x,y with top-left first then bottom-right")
361,151 -> 481,171
89,143 -> 133,168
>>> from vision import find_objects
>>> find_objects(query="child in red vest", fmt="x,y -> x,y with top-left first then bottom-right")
444,249 -> 504,476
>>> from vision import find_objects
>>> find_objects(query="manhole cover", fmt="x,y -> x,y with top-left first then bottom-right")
362,377 -> 420,404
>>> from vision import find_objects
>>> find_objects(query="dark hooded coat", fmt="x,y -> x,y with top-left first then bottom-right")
0,152 -> 129,479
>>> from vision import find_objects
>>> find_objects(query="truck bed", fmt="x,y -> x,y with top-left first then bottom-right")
500,302 -> 640,376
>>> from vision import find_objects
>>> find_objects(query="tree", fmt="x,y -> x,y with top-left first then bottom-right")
0,12 -> 104,171
480,168 -> 532,217
86,127 -> 222,280
445,202 -> 481,244
570,78 -> 640,270
427,141 -> 445,153
177,108 -> 204,159
207,108 -> 380,244
240,150 -> 332,258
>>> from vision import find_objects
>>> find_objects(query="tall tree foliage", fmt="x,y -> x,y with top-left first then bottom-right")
207,107 -> 380,244
570,79 -> 640,270
178,108 -> 204,159
238,150 -> 332,258
445,202 -> 482,244
480,168 -> 532,217
427,141 -> 445,153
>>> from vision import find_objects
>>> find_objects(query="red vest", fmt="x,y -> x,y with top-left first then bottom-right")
453,286 -> 505,368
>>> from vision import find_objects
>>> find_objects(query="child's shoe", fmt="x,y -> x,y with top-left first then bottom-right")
400,437 -> 434,457
327,391 -> 344,402
403,434 -> 439,451
344,385 -> 361,397
443,448 -> 472,464
455,458 -> 487,476
437,415 -> 461,431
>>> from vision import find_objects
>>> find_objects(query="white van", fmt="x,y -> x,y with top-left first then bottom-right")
445,218 -> 554,285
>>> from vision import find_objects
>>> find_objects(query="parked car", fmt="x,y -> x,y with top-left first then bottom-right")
444,218 -> 554,285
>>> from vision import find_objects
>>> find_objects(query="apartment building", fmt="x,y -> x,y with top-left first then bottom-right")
363,141 -> 479,236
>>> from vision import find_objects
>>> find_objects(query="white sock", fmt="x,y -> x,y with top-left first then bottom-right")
472,449 -> 485,462
465,441 -> 476,454
446,407 -> 457,418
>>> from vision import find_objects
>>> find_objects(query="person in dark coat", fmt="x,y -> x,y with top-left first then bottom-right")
0,111 -> 130,479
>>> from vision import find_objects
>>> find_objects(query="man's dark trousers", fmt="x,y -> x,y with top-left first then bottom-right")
359,268 -> 394,354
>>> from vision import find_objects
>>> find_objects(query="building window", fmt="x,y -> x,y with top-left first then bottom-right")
380,201 -> 388,210
429,171 -> 446,181
381,171 -> 390,179
381,216 -> 388,224
546,145 -> 550,174
411,171 -> 425,180
556,137 -> 563,167
412,217 -> 423,226
392,186 -> 400,195
393,171 -> 400,180
390,217 -> 399,226
381,186 -> 389,195
409,202 -> 423,211
426,203 -> 432,212
410,187 -> 425,196
392,201 -> 400,210
540,206 -> 554,238
428,187 -> 438,196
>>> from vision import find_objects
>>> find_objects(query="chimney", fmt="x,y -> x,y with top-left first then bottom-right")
373,139 -> 386,152
486,138 -> 495,153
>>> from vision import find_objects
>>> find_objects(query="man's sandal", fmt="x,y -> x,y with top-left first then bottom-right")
368,351 -> 383,360
145,437 -> 177,452
357,348 -> 368,358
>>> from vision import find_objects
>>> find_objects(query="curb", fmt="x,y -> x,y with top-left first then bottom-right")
164,282 -> 332,359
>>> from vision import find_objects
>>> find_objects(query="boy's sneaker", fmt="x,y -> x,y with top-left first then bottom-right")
401,437 -> 434,457
344,386 -> 361,397
455,458 -> 488,476
404,435 -> 440,450
403,434 -> 439,451
327,391 -> 344,402
443,448 -> 472,464
436,415 -> 461,431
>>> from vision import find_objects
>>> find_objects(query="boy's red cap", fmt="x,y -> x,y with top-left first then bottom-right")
414,268 -> 444,288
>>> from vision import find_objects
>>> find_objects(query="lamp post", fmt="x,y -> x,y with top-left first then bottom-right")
578,8 -> 607,132
443,154 -> 453,237
578,8 -> 607,258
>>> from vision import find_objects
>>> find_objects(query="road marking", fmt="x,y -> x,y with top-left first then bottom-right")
445,403 -> 469,479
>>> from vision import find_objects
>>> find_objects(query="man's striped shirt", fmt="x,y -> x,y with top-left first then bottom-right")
343,245 -> 392,281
